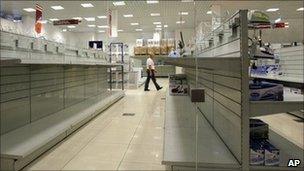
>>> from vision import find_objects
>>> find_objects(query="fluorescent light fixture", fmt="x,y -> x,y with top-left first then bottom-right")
181,0 -> 194,2
207,11 -> 212,14
135,28 -> 143,31
155,28 -> 162,31
131,23 -> 139,25
23,8 -> 35,12
97,25 -> 109,28
62,29 -> 67,32
39,20 -> 48,24
81,3 -> 94,8
49,18 -> 59,21
123,14 -> 133,17
67,25 -> 76,28
113,1 -> 125,6
84,17 -> 95,21
153,21 -> 161,25
266,8 -> 279,12
275,17 -> 281,23
72,17 -> 82,20
88,25 -> 96,27
118,29 -> 124,32
156,25 -> 162,28
176,21 -> 185,24
51,6 -> 64,10
98,30 -> 105,33
164,25 -> 168,28
297,7 -> 304,11
178,11 -> 188,15
97,16 -> 107,19
147,0 -> 159,4
151,13 -> 160,16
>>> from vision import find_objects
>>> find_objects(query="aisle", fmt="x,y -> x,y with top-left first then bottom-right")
24,79 -> 169,171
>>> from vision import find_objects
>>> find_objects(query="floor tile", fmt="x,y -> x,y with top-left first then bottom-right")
118,161 -> 169,170
93,129 -> 135,144
123,144 -> 163,164
62,158 -> 119,170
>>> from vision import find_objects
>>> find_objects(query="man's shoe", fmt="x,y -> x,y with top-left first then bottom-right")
157,87 -> 163,91
144,89 -> 150,91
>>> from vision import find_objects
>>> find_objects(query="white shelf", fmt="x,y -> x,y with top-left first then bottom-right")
251,75 -> 303,84
250,101 -> 303,117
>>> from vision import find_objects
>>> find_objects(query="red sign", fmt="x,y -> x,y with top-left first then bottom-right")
35,4 -> 43,34
53,19 -> 80,26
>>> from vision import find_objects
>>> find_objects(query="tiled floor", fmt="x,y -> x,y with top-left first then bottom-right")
24,79 -> 170,171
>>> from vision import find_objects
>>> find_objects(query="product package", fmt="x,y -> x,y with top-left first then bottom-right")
152,47 -> 160,55
140,47 -> 147,55
169,74 -> 188,96
250,119 -> 269,140
261,141 -> 280,166
250,140 -> 265,166
134,47 -> 141,55
249,81 -> 283,101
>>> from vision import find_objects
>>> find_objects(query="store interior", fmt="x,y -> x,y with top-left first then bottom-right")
0,0 -> 303,171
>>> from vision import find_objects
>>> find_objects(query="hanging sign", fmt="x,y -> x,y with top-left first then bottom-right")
35,4 -> 43,34
53,19 -> 80,26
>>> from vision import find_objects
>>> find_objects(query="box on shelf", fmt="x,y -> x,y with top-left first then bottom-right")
250,140 -> 265,166
169,74 -> 188,96
262,141 -> 280,166
250,119 -> 269,140
152,47 -> 160,55
249,81 -> 283,101
147,47 -> 153,55
160,46 -> 168,55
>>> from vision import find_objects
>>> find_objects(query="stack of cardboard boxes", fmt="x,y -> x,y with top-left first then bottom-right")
134,38 -> 175,56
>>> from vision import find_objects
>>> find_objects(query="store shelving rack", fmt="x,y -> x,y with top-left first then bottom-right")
162,10 -> 303,171
0,31 -> 125,170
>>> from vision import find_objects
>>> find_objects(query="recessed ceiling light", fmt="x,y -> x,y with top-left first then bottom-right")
123,14 -> 133,18
49,18 -> 59,21
62,29 -> 67,32
206,11 -> 212,14
151,13 -> 160,16
98,25 -> 109,28
40,20 -> 48,24
88,25 -> 96,27
67,25 -> 76,28
131,23 -> 139,25
51,6 -> 64,10
297,7 -> 304,11
81,3 -> 94,8
153,21 -> 161,25
113,1 -> 125,6
266,8 -> 279,12
155,28 -> 162,31
147,0 -> 159,4
156,25 -> 162,28
97,16 -> 107,19
118,29 -> 124,32
72,17 -> 82,20
164,25 -> 168,28
135,28 -> 143,31
181,0 -> 194,2
98,30 -> 105,33
23,8 -> 35,12
84,17 -> 95,21
178,11 -> 188,15
176,21 -> 185,24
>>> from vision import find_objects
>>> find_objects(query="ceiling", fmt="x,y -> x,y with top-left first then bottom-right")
1,0 -> 303,33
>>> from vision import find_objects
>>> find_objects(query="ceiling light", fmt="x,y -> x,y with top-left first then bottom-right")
51,6 -> 64,10
88,25 -> 96,27
131,23 -> 139,25
62,29 -> 67,32
207,11 -> 212,14
155,28 -> 162,31
123,14 -> 133,18
72,17 -> 82,20
39,20 -> 48,24
156,25 -> 162,28
113,1 -> 125,6
181,0 -> 194,2
151,13 -> 160,16
81,3 -> 94,8
118,29 -> 123,32
297,7 -> 304,11
84,17 -> 95,21
147,1 -> 159,4
266,8 -> 279,12
98,30 -> 105,33
153,21 -> 161,25
23,8 -> 35,12
98,25 -> 109,28
176,21 -> 185,24
49,18 -> 59,21
67,25 -> 76,28
275,17 -> 281,23
178,11 -> 188,15
97,16 -> 107,19
135,29 -> 143,31
164,25 -> 168,28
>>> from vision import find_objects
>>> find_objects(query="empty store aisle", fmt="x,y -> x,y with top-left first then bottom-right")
24,79 -> 169,171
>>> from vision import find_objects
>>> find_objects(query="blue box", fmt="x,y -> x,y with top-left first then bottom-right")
249,81 -> 283,101
261,141 -> 280,166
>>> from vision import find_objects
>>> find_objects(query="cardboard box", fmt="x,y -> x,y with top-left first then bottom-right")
134,47 -> 141,55
250,119 -> 269,140
160,46 -> 168,55
152,47 -> 160,55
140,47 -> 147,55
169,74 -> 188,96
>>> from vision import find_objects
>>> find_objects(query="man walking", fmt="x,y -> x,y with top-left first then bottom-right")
144,53 -> 162,91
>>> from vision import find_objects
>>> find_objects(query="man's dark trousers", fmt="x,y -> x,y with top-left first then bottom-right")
144,69 -> 161,90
